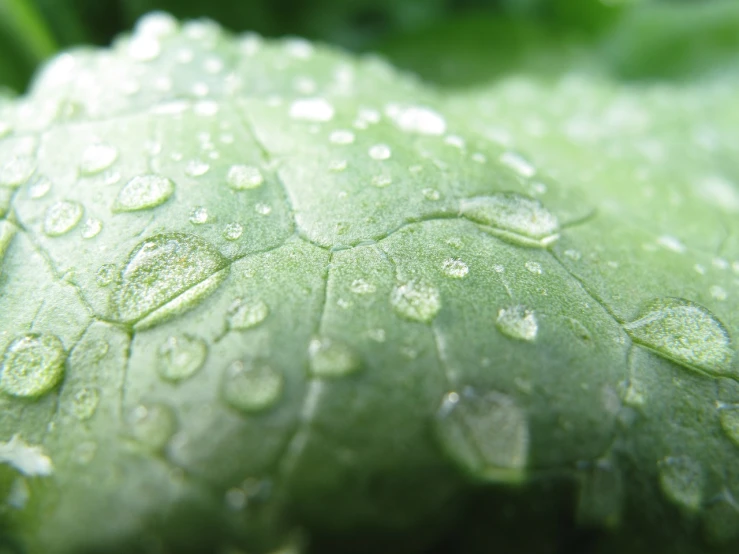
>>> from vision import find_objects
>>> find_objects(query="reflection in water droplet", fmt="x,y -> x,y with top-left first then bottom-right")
79,143 -> 118,174
0,334 -> 66,398
114,174 -> 174,212
657,456 -> 704,511
221,360 -> 283,413
43,201 -> 83,236
227,165 -> 264,190
442,258 -> 469,279
189,206 -> 209,224
227,298 -> 269,330
623,298 -> 734,377
80,218 -> 102,239
391,279 -> 441,323
70,387 -> 100,420
308,338 -> 361,378
460,193 -> 559,247
497,306 -> 538,342
129,403 -> 177,451
434,389 -> 528,483
157,335 -> 208,382
223,223 -> 243,241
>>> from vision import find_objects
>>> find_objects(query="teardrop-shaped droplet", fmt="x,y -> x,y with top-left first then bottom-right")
128,403 -> 177,451
0,334 -> 66,398
157,335 -> 207,382
43,201 -> 83,236
114,233 -> 229,329
434,389 -> 528,483
308,337 -> 361,378
624,298 -> 734,377
496,306 -> 538,342
227,298 -> 269,330
391,279 -> 441,323
221,360 -> 283,413
460,193 -> 559,247
114,174 -> 174,212
657,456 -> 704,511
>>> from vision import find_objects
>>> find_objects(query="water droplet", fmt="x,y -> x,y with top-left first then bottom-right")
0,334 -> 66,398
371,174 -> 392,188
623,298 -> 734,377
350,278 -> 376,295
114,174 -> 174,212
0,157 -> 35,188
0,121 -> 11,138
308,338 -> 361,378
460,193 -> 559,248
289,98 -> 334,122
711,285 -> 728,301
128,35 -> 161,61
497,306 -> 538,342
114,233 -> 229,329
500,151 -> 536,178
444,135 -> 465,149
157,335 -> 207,382
329,159 -> 347,172
43,200 -> 83,237
96,263 -> 117,287
255,203 -> 272,215
657,456 -> 704,511
329,130 -> 355,145
223,223 -> 243,241
70,387 -> 100,420
185,160 -> 209,177
656,235 -> 685,254
388,105 -> 446,136
564,249 -> 582,261
221,360 -> 283,413
227,165 -> 263,190
189,206 -> 209,224
28,176 -> 51,198
442,258 -> 469,279
369,144 -> 391,161
129,403 -> 177,451
391,279 -> 441,323
80,218 -> 102,239
79,143 -> 118,174
422,188 -> 440,201
227,298 -> 269,330
434,389 -> 528,483
285,37 -> 314,59
525,261 -> 542,275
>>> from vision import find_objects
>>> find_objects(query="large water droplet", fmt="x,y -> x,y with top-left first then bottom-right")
43,201 -> 83,236
129,403 -> 177,451
79,143 -> 118,174
70,387 -> 100,420
308,338 -> 361,378
497,306 -> 538,342
391,279 -> 441,323
460,193 -> 559,248
657,456 -> 704,511
623,298 -> 734,377
0,334 -> 66,398
434,389 -> 528,483
227,165 -> 264,190
114,233 -> 229,329
221,360 -> 283,413
227,298 -> 269,330
157,335 -> 207,382
114,174 -> 174,212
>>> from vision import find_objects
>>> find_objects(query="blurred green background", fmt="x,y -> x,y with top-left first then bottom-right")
1,0 -> 739,93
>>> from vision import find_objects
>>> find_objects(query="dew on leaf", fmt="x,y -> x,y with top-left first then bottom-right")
500,151 -> 536,178
189,206 -> 209,224
329,160 -> 347,172
227,165 -> 264,190
79,143 -> 118,174
114,233 -> 229,329
656,235 -> 686,254
0,334 -> 66,398
80,218 -> 102,239
114,174 -> 174,212
388,105 -> 446,136
329,130 -> 355,145
289,98 -> 334,122
255,203 -> 272,215
369,144 -> 391,161
623,298 -> 734,377
497,306 -> 538,342
157,335 -> 208,382
0,157 -> 35,188
96,263 -> 117,287
442,258 -> 469,279
223,223 -> 243,241
308,338 -> 361,378
227,298 -> 269,330
525,261 -> 542,275
128,35 -> 161,61
657,456 -> 704,511
185,160 -> 210,177
434,389 -> 528,483
28,176 -> 52,199
422,188 -> 440,201
129,403 -> 177,451
460,193 -> 559,248
710,286 -> 728,301
70,387 -> 100,420
391,279 -> 441,323
43,200 -> 83,237
350,278 -> 376,295
371,174 -> 392,188
221,360 -> 284,413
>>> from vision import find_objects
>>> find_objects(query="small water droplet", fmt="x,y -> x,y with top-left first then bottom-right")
226,165 -> 263,190
43,201 -> 83,236
371,174 -> 392,188
80,218 -> 102,239
369,144 -> 391,161
329,159 -> 347,172
185,160 -> 210,177
157,335 -> 207,382
129,403 -> 177,451
79,143 -> 118,174
657,456 -> 704,511
329,130 -> 355,145
444,135 -> 465,149
460,193 -> 559,248
422,188 -> 440,201
114,174 -> 174,212
223,223 -> 243,241
289,98 -> 334,122
255,203 -> 272,215
711,285 -> 728,301
308,338 -> 361,378
0,157 -> 35,188
497,306 -> 538,341
389,105 -> 446,135
564,249 -> 582,261
367,328 -> 386,342
623,298 -> 734,377
70,387 -> 100,420
524,261 -> 542,275
221,360 -> 283,413
28,176 -> 51,199
434,389 -> 528,483
391,279 -> 441,323
189,206 -> 209,224
0,334 -> 66,398
500,151 -> 536,178
350,278 -> 376,295
657,235 -> 685,254
227,298 -> 269,330
442,258 -> 469,279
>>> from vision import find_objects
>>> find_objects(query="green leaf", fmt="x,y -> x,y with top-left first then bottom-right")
0,11 -> 738,554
